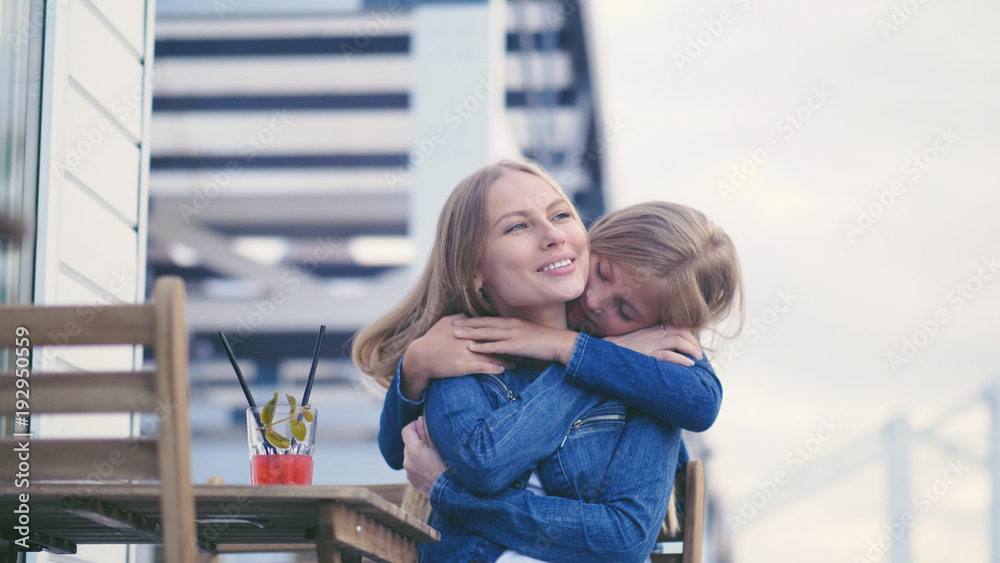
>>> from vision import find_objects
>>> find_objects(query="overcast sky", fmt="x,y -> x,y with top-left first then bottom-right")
592,0 -> 1000,560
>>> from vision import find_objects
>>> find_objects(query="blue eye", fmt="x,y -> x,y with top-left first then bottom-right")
505,222 -> 527,233
553,211 -> 572,221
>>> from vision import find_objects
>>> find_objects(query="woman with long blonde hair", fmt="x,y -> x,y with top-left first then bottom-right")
354,160 -> 743,561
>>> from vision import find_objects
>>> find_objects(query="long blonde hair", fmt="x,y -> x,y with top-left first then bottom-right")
352,160 -> 581,389
588,201 -> 744,335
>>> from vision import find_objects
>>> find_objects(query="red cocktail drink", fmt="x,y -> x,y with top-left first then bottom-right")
250,454 -> 314,485
247,405 -> 317,485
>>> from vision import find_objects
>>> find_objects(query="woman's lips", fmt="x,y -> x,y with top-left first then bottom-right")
538,257 -> 576,276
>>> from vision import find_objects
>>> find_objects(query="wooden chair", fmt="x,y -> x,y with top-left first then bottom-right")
366,483 -> 431,523
652,459 -> 706,563
0,276 -> 197,562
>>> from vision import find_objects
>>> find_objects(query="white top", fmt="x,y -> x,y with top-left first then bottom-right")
495,472 -> 552,563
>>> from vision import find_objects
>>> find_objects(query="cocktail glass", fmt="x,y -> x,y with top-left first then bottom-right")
246,406 -> 317,485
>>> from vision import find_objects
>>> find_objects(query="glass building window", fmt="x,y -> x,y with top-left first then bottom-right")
0,0 -> 39,306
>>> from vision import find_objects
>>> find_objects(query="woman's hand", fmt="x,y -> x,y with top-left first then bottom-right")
604,325 -> 703,366
402,417 -> 447,496
400,314 -> 516,400
454,316 -> 580,366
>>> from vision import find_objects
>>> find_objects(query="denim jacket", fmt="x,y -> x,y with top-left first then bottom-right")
418,334 -> 712,562
378,333 -> 721,470
379,335 -> 721,561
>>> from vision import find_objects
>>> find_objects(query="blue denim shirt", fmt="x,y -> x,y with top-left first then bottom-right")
377,334 -> 718,561
429,413 -> 678,562
378,333 -> 721,470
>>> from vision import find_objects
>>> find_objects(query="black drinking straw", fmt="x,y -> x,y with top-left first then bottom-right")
301,325 -> 326,407
219,331 -> 275,454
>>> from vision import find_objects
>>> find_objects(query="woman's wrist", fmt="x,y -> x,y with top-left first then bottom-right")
400,352 -> 429,401
557,331 -> 580,365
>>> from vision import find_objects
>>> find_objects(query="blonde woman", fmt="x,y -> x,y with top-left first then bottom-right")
354,161 -> 743,562
376,202 -> 742,471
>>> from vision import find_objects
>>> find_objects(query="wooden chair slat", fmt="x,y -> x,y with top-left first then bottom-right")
0,304 -> 156,347
0,439 -> 159,481
152,278 -> 197,562
682,460 -> 705,563
366,484 -> 407,506
651,459 -> 706,563
0,371 -> 157,414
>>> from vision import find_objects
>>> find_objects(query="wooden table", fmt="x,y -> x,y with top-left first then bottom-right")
0,483 -> 438,562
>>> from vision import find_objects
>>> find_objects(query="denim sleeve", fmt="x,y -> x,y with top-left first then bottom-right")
424,364 -> 602,495
430,414 -> 680,563
377,357 -> 425,470
564,333 -> 723,432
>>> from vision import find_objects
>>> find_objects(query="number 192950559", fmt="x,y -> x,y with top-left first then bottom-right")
13,326 -> 30,427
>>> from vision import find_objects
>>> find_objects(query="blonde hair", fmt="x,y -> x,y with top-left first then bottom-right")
352,160 -> 581,389
588,201 -> 744,335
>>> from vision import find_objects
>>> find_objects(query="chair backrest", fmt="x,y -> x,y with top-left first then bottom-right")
0,276 -> 197,563
652,459 -> 706,563
368,483 -> 433,523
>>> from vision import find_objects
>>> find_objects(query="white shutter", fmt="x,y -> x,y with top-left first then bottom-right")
32,0 -> 156,560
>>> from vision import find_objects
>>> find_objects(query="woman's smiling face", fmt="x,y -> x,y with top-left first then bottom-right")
475,170 -> 589,327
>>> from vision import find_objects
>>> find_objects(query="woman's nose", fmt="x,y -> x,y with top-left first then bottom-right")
542,222 -> 567,248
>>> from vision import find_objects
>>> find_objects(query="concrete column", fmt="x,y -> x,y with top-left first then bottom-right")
885,416 -> 912,563
989,380 -> 1000,563
407,0 -> 519,271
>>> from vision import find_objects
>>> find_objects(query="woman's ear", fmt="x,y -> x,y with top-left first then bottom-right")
473,273 -> 484,292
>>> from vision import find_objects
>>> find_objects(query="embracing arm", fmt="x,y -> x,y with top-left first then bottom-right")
424,365 -> 600,495
377,362 -> 425,470
455,318 -> 722,431
565,333 -> 722,431
430,414 -> 680,563
378,314 -> 514,470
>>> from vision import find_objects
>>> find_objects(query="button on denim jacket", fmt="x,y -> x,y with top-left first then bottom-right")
378,333 -> 721,562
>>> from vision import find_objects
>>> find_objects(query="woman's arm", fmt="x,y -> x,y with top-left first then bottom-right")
378,314 -> 514,469
377,364 -> 425,470
454,317 -> 722,432
429,413 -> 680,563
566,333 -> 722,431
424,363 -> 602,495
400,313 -> 513,400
